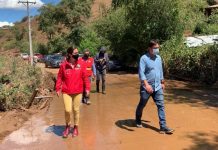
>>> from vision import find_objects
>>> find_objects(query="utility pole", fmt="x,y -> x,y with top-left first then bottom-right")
18,0 -> 36,66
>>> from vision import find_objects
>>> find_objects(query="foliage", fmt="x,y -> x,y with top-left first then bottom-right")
16,40 -> 29,53
37,43 -> 48,55
208,9 -> 218,24
0,56 -> 41,111
161,39 -> 218,84
78,27 -> 102,55
179,0 -> 207,33
207,0 -> 217,5
194,9 -> 218,35
38,4 -> 59,40
11,26 -> 26,41
0,30 -> 4,38
94,0 -> 183,65
112,0 -> 131,8
47,35 -> 68,53
3,40 -> 16,50
38,0 -> 94,51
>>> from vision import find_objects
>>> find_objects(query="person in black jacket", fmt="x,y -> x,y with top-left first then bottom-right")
94,46 -> 109,94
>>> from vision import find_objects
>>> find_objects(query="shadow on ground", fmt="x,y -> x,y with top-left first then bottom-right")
45,125 -> 66,137
165,88 -> 218,108
184,132 -> 218,150
165,80 -> 218,108
115,119 -> 159,133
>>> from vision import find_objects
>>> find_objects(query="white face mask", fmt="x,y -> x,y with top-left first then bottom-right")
153,48 -> 159,55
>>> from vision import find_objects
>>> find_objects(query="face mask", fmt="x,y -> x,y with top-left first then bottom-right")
153,48 -> 159,55
72,54 -> 79,60
84,54 -> 89,58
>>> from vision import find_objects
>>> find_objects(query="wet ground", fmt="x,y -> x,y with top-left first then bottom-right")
0,66 -> 218,150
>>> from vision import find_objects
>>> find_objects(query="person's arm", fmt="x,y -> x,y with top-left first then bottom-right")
94,54 -> 99,63
56,65 -> 64,96
160,57 -> 165,90
92,62 -> 96,76
105,53 -> 109,64
139,56 -> 153,94
82,63 -> 90,93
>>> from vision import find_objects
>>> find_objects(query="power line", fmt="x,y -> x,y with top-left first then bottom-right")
18,0 -> 36,66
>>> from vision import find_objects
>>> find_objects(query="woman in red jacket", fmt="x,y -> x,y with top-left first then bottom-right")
56,47 -> 90,138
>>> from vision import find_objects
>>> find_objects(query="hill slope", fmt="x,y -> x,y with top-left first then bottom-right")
0,0 -> 112,51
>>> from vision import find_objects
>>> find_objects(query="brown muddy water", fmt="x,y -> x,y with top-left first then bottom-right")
0,68 -> 218,150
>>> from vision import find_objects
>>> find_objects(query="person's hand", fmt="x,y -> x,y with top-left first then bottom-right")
56,91 -> 61,97
86,90 -> 90,97
92,75 -> 96,81
145,84 -> 153,94
161,83 -> 165,91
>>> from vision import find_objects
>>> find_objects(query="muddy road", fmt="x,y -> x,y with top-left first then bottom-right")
0,64 -> 218,150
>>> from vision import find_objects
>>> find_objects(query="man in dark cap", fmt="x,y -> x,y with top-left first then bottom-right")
94,46 -> 109,94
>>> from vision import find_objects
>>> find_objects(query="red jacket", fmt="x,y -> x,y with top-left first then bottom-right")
56,60 -> 90,94
79,57 -> 94,77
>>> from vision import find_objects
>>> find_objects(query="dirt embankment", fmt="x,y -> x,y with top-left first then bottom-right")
0,63 -> 56,142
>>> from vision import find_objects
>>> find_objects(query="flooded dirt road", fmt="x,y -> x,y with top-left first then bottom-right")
0,66 -> 218,150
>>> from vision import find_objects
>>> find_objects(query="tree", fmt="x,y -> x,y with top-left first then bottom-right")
38,0 -> 94,53
95,0 -> 184,65
55,0 -> 93,46
78,27 -> 102,55
38,4 -> 59,40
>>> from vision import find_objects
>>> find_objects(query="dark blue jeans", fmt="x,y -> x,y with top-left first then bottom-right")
135,86 -> 166,128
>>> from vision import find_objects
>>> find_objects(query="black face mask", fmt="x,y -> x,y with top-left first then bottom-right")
72,54 -> 79,60
84,54 -> 89,58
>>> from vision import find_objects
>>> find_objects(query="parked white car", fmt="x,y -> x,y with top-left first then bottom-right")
20,53 -> 29,60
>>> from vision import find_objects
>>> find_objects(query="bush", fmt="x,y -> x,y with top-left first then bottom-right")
37,43 -> 48,55
194,22 -> 208,34
161,39 -> 218,85
194,10 -> 218,35
3,40 -> 17,50
0,56 -> 41,111
199,44 -> 218,84
16,40 -> 29,53
207,0 -> 217,5
0,30 -> 4,38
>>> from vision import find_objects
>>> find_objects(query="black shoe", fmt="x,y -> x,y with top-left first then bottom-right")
159,127 -> 174,134
82,98 -> 86,104
135,120 -> 142,128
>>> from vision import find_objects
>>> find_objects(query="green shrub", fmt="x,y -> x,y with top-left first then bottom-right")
37,43 -> 48,55
17,40 -> 29,53
194,22 -> 208,34
3,40 -> 16,50
207,0 -> 217,5
161,39 -> 218,85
